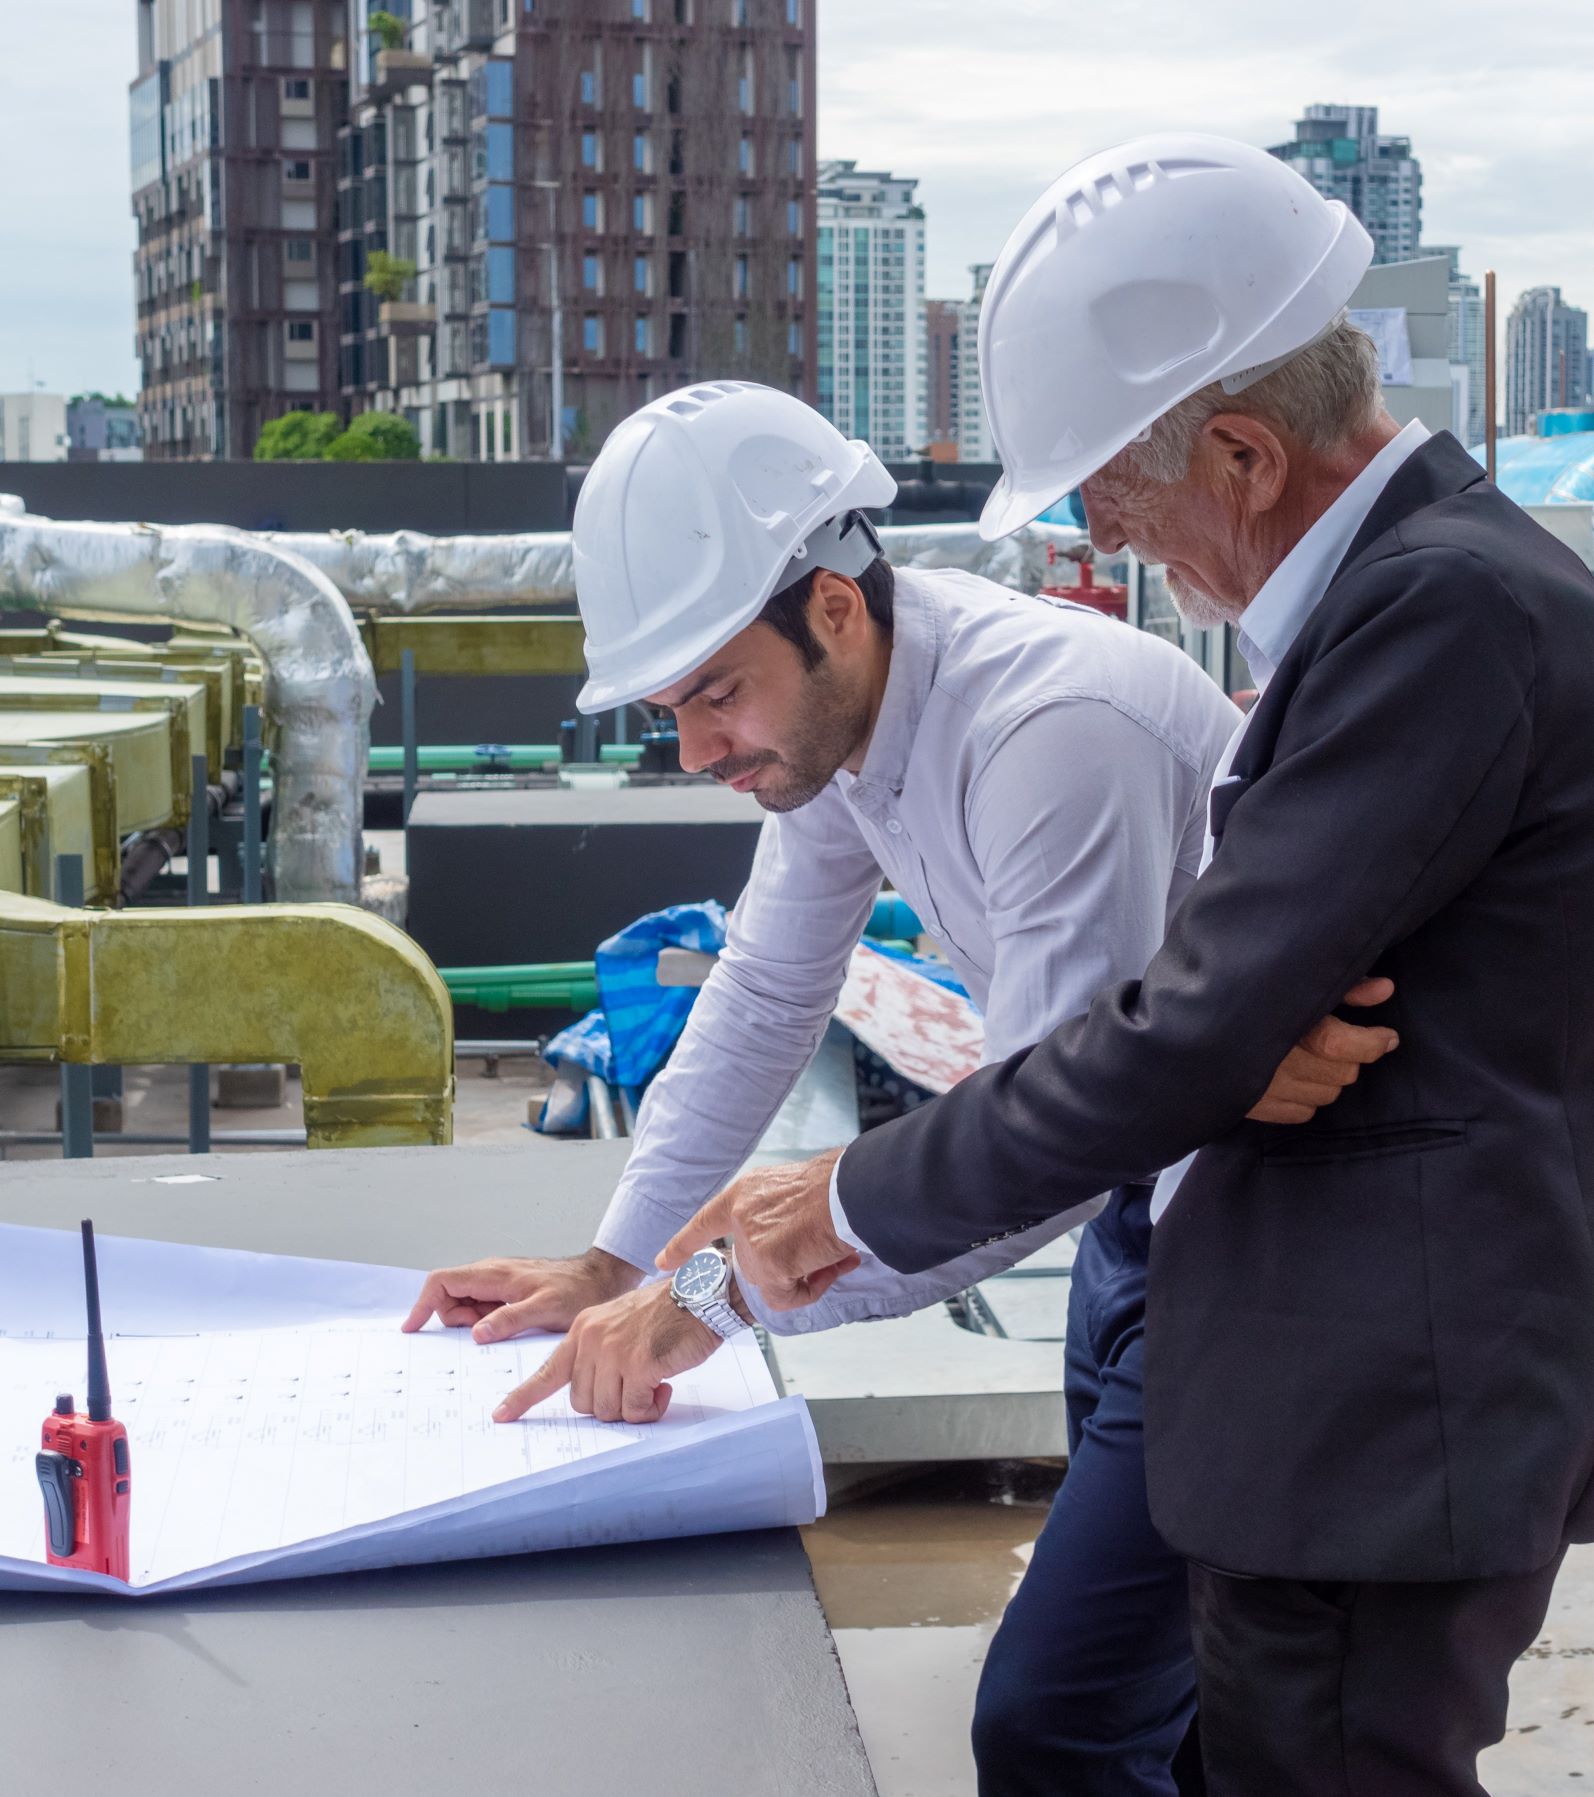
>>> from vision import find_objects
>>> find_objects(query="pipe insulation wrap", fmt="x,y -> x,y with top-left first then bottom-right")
256,520 -> 1093,612
0,501 -> 374,904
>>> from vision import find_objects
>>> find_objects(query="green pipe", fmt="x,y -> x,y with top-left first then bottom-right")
264,744 -> 647,775
367,743 -> 643,774
440,961 -> 600,1014
438,903 -> 920,1020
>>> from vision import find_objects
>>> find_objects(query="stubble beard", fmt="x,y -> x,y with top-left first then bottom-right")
746,661 -> 871,815
1165,568 -> 1236,632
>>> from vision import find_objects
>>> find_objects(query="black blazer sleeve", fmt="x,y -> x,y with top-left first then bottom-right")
838,543 -> 1537,1273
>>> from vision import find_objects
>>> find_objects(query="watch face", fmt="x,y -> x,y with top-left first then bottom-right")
672,1249 -> 726,1303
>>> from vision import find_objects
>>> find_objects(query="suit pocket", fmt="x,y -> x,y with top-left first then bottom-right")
1260,1119 -> 1469,1167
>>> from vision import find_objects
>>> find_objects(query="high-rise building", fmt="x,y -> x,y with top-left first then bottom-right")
955,262 -> 993,462
924,298 -> 959,451
922,263 -> 993,463
130,0 -> 815,462
131,0 -> 345,460
1423,245 -> 1486,446
1505,286 -> 1591,435
1268,105 -> 1422,265
816,160 -> 926,461
340,0 -> 815,462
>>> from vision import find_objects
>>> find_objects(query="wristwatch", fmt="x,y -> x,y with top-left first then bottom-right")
669,1247 -> 750,1340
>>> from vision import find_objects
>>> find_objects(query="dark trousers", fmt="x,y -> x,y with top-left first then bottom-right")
1189,1552 -> 1566,1795
973,1186 -> 1203,1796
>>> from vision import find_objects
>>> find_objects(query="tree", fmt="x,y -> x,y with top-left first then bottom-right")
253,410 -> 343,461
324,411 -> 422,462
363,250 -> 417,304
368,9 -> 406,50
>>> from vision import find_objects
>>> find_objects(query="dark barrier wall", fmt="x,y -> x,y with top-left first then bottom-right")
0,460 -> 1002,536
0,461 -> 576,535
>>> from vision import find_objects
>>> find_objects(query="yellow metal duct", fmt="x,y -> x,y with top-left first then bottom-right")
0,800 -> 21,894
0,712 -> 175,836
1,891 -> 454,1148
0,656 -> 234,770
0,740 -> 121,898
0,763 -> 99,901
0,674 -> 206,821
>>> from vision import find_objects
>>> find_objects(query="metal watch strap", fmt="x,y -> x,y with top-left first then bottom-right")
684,1292 -> 748,1340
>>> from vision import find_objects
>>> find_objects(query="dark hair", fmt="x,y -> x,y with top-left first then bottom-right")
756,550 -> 895,673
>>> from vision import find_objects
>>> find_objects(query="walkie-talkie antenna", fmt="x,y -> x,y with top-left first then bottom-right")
81,1219 -> 112,1424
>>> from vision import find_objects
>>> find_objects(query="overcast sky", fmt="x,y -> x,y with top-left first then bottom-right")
3,0 -> 1591,399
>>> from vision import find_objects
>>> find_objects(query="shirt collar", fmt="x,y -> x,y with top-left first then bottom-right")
847,567 -> 942,797
1236,419 -> 1430,693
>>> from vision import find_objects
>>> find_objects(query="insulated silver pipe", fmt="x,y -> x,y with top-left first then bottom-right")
0,498 -> 375,903
257,519 -> 1094,613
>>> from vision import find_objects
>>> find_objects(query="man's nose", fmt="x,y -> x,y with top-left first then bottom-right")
674,714 -> 723,775
1078,485 -> 1127,557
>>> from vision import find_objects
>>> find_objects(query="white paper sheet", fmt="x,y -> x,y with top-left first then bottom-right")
0,1224 -> 824,1596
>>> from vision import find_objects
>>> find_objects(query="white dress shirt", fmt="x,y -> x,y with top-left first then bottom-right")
591,564 -> 1238,1332
1144,418 -> 1432,1223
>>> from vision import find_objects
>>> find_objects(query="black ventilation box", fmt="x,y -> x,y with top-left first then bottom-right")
404,783 -> 767,1038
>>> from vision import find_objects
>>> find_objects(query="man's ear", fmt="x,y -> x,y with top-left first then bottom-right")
810,569 -> 869,646
1200,412 -> 1290,515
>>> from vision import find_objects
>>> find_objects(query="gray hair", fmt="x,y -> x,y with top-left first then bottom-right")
1122,313 -> 1384,485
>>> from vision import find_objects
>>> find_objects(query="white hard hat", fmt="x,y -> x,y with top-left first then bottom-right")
977,133 -> 1375,541
572,380 -> 898,712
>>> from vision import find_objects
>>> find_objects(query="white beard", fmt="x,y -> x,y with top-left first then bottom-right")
1166,569 -> 1236,631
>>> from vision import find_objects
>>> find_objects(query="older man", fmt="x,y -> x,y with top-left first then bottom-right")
665,136 -> 1594,1793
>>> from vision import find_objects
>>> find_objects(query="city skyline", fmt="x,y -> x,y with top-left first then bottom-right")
3,0 -> 1592,424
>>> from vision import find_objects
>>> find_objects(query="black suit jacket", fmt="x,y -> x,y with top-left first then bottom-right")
837,434 -> 1594,1581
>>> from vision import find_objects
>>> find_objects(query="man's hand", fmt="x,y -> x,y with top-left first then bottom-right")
401,1247 -> 641,1341
1247,977 -> 1399,1125
657,1146 -> 858,1313
491,1281 -> 737,1424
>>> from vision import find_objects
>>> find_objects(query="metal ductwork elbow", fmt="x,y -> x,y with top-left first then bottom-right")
1,891 -> 453,1148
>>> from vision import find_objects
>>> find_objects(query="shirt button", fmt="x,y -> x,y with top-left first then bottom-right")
885,819 -> 902,835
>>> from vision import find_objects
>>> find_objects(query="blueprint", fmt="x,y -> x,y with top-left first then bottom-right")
0,1223 -> 824,1597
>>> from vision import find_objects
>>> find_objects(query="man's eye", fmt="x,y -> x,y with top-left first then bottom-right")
706,689 -> 737,710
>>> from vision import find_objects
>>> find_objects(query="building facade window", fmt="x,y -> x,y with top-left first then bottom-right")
632,69 -> 649,108
633,132 -> 650,172
634,254 -> 652,294
787,199 -> 801,235
287,320 -> 316,341
484,59 -> 513,117
735,255 -> 750,298
487,245 -> 516,304
633,193 -> 652,232
580,70 -> 596,105
583,314 -> 604,354
284,159 -> 312,183
581,131 -> 600,169
635,315 -> 651,354
582,190 -> 601,229
583,253 -> 602,292
286,238 -> 314,262
739,137 -> 753,176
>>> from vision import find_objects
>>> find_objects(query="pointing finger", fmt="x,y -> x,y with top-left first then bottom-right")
494,1337 -> 577,1422
658,1191 -> 734,1272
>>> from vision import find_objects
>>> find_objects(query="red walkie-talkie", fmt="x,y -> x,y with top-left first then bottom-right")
35,1220 -> 132,1582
